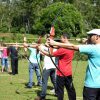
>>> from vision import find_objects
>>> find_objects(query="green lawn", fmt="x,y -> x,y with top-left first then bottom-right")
0,59 -> 87,100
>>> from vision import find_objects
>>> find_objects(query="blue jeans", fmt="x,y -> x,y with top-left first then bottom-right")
2,58 -> 9,70
40,68 -> 56,99
28,62 -> 42,87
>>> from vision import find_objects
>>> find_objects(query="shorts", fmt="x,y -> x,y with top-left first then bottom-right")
2,57 -> 10,68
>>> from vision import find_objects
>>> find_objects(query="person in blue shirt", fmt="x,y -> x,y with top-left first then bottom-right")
24,44 -> 42,88
47,29 -> 100,100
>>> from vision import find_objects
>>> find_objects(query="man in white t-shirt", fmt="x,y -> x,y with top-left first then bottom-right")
35,45 -> 57,100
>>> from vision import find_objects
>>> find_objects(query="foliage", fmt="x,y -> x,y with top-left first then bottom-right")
33,2 -> 84,37
0,0 -> 23,33
13,0 -> 53,34
73,0 -> 100,31
74,52 -> 88,61
0,33 -> 42,43
0,0 -> 99,36
20,27 -> 26,33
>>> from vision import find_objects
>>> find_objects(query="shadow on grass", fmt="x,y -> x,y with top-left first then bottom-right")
15,82 -> 56,100
34,90 -> 53,100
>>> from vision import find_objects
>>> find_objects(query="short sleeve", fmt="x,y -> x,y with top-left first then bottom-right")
53,48 -> 66,57
79,45 -> 95,55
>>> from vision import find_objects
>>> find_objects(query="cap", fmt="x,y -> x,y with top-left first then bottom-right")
87,29 -> 100,35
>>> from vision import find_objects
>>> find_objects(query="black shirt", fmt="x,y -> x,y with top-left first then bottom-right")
8,46 -> 18,59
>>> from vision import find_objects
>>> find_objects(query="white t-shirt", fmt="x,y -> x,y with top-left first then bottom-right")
41,46 -> 56,70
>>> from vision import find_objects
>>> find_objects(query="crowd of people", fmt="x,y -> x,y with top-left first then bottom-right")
0,44 -> 20,75
0,29 -> 100,100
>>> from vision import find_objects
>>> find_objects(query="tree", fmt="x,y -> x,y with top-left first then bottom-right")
32,2 -> 84,37
73,0 -> 100,30
0,0 -> 21,33
13,0 -> 51,34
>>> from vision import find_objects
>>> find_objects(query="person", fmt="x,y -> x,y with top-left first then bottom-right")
0,44 -> 10,72
0,48 -> 3,68
35,44 -> 57,100
39,33 -> 76,100
47,29 -> 100,100
8,44 -> 19,75
24,43 -> 42,88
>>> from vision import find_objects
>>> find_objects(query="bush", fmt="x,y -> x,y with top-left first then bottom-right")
0,26 -> 8,33
20,27 -> 26,33
11,27 -> 19,33
33,2 -> 84,37
73,52 -> 88,61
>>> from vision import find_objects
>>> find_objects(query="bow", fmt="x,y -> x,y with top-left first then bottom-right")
36,35 -> 43,75
48,25 -> 66,77
46,3 -> 77,88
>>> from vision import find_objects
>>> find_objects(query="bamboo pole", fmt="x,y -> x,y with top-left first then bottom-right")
0,38 -> 87,46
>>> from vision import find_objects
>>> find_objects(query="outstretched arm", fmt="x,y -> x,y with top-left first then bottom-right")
38,45 -> 54,57
0,46 -> 7,50
47,39 -> 79,51
23,43 -> 39,48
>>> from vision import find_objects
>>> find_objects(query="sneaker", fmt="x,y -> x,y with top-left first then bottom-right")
8,72 -> 12,74
37,83 -> 42,86
50,89 -> 57,96
54,93 -> 58,97
25,85 -> 32,88
50,89 -> 55,93
34,96 -> 45,100
32,82 -> 35,86
25,82 -> 35,87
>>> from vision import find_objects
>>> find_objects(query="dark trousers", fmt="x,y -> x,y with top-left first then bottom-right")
40,68 -> 56,99
56,75 -> 76,100
11,58 -> 18,75
83,86 -> 100,100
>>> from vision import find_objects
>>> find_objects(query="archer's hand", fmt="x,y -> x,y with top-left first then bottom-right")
23,43 -> 28,47
82,38 -> 88,44
38,44 -> 44,51
47,38 -> 57,46
76,38 -> 81,42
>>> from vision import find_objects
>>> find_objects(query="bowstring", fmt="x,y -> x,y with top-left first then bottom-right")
72,52 -> 81,80
36,36 -> 43,76
36,51 -> 42,76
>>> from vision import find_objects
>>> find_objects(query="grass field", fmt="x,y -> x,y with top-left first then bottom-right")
0,59 -> 87,100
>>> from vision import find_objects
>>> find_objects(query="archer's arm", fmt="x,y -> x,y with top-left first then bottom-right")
23,43 -> 39,48
0,46 -> 7,50
47,39 -> 79,51
38,45 -> 54,57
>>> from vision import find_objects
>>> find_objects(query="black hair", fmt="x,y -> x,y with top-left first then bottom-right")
3,44 -> 6,47
54,39 -> 61,42
62,33 -> 70,39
